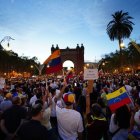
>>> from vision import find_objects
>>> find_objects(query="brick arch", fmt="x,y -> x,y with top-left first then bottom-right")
51,44 -> 84,74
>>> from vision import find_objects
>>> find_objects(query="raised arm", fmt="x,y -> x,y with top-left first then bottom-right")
57,79 -> 67,99
86,80 -> 93,115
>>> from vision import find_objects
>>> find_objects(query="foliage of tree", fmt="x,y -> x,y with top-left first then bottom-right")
107,10 -> 134,49
101,42 -> 140,73
0,45 -> 39,76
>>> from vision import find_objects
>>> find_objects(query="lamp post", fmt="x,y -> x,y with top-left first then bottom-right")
30,65 -> 34,76
0,36 -> 14,51
86,63 -> 89,68
120,41 -> 125,48
119,40 -> 125,72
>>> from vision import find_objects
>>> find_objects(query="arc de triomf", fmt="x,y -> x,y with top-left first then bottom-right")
51,44 -> 84,74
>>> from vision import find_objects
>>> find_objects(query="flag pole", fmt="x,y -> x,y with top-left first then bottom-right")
124,86 -> 135,108
62,67 -> 65,79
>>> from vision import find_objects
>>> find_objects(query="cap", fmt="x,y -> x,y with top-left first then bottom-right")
62,92 -> 75,106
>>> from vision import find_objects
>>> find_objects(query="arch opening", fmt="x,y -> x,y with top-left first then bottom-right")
63,60 -> 74,72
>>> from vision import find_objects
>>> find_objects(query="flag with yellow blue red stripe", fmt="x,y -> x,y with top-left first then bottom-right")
43,50 -> 62,74
106,87 -> 132,112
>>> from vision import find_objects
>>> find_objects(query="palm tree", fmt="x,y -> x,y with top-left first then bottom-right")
107,11 -> 134,70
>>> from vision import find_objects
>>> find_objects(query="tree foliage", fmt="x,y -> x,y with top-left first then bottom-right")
0,45 -> 39,76
101,42 -> 140,73
107,10 -> 134,42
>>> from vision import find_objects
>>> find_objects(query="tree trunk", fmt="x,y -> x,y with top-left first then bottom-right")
118,37 -> 123,72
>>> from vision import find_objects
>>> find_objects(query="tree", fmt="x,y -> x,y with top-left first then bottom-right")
0,44 -> 4,50
107,10 -> 134,70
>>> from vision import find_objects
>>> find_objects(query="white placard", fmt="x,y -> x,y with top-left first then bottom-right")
84,69 -> 98,80
0,78 -> 5,89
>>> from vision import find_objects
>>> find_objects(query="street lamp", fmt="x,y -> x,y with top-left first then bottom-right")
86,63 -> 89,68
30,65 -> 34,76
102,62 -> 105,66
120,40 -> 125,48
119,40 -> 125,72
30,65 -> 34,69
0,36 -> 14,51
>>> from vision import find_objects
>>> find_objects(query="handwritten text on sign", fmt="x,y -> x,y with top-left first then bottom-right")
84,69 -> 98,80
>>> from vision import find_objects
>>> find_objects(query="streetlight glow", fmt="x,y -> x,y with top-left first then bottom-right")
30,65 -> 34,68
120,42 -> 125,48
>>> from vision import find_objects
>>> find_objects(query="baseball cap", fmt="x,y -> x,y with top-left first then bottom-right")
62,92 -> 75,106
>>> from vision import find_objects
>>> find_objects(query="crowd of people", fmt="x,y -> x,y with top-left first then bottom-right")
0,73 -> 140,140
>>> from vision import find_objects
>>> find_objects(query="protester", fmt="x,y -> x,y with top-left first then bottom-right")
86,81 -> 108,140
129,98 -> 140,139
109,105 -> 131,140
0,73 -> 139,140
17,103 -> 50,140
0,92 -> 12,112
56,92 -> 84,140
0,96 -> 27,140
29,88 -> 38,105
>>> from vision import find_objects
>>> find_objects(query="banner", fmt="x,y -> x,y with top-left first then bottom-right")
84,69 -> 98,80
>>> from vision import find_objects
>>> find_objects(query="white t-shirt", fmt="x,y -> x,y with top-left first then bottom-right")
50,82 -> 58,89
125,85 -> 132,96
41,107 -> 52,130
51,90 -> 61,117
109,113 -> 129,140
134,110 -> 140,126
109,113 -> 119,133
138,91 -> 140,98
51,96 -> 57,117
29,95 -> 37,106
56,105 -> 84,140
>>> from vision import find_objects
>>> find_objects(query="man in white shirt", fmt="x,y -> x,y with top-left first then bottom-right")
124,80 -> 132,97
29,88 -> 37,105
56,92 -> 84,140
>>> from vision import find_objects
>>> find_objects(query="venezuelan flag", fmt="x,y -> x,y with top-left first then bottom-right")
43,50 -> 62,74
106,87 -> 131,112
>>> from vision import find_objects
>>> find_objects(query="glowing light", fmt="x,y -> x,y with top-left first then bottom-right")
63,60 -> 74,68
30,65 -> 34,68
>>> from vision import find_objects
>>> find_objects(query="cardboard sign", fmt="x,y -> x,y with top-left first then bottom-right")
84,69 -> 98,80
0,78 -> 5,89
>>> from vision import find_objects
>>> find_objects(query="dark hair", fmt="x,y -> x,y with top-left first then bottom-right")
91,103 -> 102,117
31,103 -> 43,116
77,95 -> 86,113
50,88 -> 56,96
114,105 -> 131,129
64,87 -> 69,93
97,97 -> 106,108
36,92 -> 42,99
135,98 -> 140,106
12,96 -> 21,105
35,99 -> 43,106
64,102 -> 73,106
